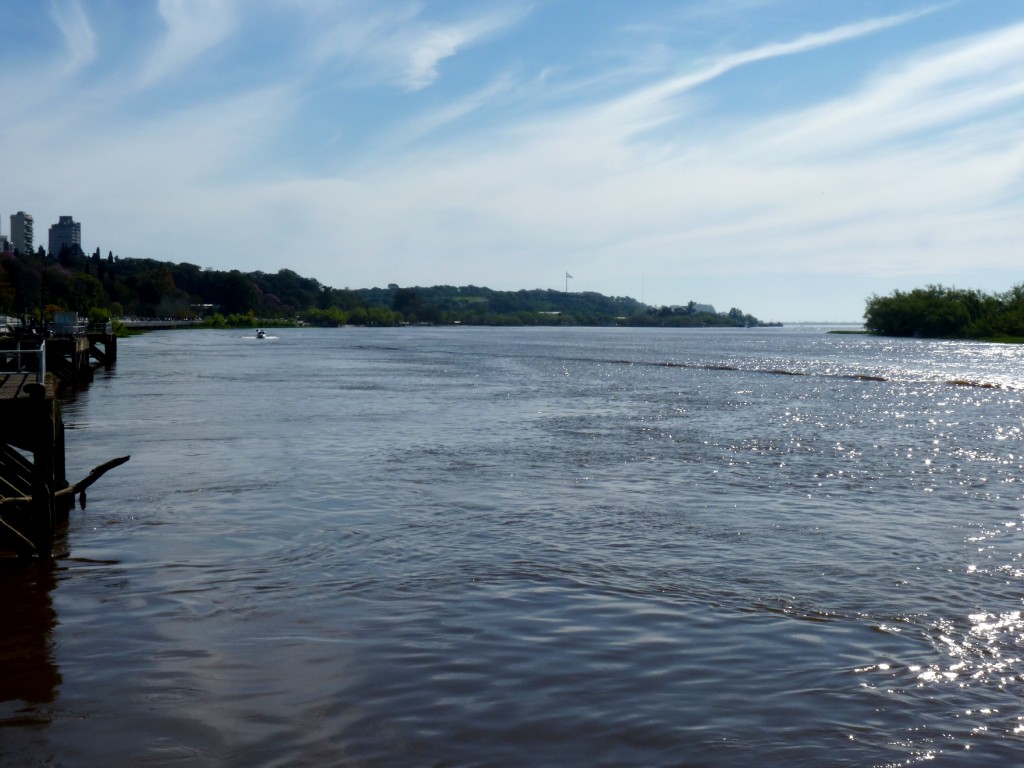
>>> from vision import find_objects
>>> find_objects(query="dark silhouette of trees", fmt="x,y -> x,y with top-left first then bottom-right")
0,247 -> 772,329
391,288 -> 422,318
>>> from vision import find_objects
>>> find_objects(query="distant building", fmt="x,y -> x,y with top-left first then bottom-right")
48,215 -> 82,258
10,211 -> 33,255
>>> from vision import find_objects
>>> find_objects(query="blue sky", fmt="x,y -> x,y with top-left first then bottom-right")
3,0 -> 1024,322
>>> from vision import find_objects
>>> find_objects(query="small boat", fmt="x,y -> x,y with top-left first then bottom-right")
256,329 -> 266,339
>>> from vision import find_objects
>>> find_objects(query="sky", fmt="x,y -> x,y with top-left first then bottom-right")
3,1 -> 1024,322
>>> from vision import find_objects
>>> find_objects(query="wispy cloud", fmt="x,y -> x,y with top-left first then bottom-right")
138,0 -> 237,87
591,8 -> 940,142
299,9 -> 1024,293
308,3 -> 530,90
49,0 -> 97,73
403,6 -> 530,90
7,1 -> 1024,320
390,71 -> 521,145
752,19 -> 1024,158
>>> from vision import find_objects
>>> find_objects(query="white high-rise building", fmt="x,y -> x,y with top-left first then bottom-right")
10,211 -> 33,255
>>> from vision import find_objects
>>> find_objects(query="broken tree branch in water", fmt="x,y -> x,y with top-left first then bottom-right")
56,455 -> 131,505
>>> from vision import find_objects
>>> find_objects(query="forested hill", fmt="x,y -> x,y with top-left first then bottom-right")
0,246 -> 774,328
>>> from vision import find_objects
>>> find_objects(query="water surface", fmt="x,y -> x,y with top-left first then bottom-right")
3,326 -> 1024,766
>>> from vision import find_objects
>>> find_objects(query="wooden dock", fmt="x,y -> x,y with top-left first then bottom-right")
0,326 -> 123,557
87,327 -> 117,367
45,318 -> 118,388
0,366 -> 65,557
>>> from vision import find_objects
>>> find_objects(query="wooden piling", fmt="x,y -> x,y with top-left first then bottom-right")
0,371 -> 65,557
87,329 -> 117,367
0,328 -> 127,557
46,337 -> 92,388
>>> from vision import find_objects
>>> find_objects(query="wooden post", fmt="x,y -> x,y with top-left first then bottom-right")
0,371 -> 64,557
28,397 -> 56,556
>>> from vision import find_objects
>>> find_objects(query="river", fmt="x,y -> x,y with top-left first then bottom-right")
3,326 -> 1024,766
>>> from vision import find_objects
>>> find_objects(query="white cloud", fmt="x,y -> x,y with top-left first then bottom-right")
402,7 -> 529,90
8,2 -> 1024,321
307,3 -> 530,90
138,0 -> 237,87
387,71 -> 521,145
578,8 -> 939,146
49,0 -> 97,73
751,20 -> 1024,159
276,11 -> 1024,299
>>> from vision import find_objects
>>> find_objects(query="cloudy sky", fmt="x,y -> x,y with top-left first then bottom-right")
3,0 -> 1024,322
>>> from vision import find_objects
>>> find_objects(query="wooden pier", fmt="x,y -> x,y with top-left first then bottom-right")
87,325 -> 117,367
0,323 -> 124,557
45,314 -> 118,388
0,346 -> 65,557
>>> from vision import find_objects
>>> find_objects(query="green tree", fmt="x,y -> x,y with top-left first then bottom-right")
865,285 -> 1005,338
71,273 -> 107,313
217,270 -> 258,314
392,288 -> 422,319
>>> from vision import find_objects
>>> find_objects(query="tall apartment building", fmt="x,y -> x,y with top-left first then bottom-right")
10,211 -> 33,255
49,215 -> 82,257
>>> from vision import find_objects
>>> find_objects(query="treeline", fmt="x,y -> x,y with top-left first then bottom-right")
864,284 -> 1024,339
0,245 -> 772,328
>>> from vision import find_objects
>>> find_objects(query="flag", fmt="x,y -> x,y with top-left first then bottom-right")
566,272 -> 573,279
